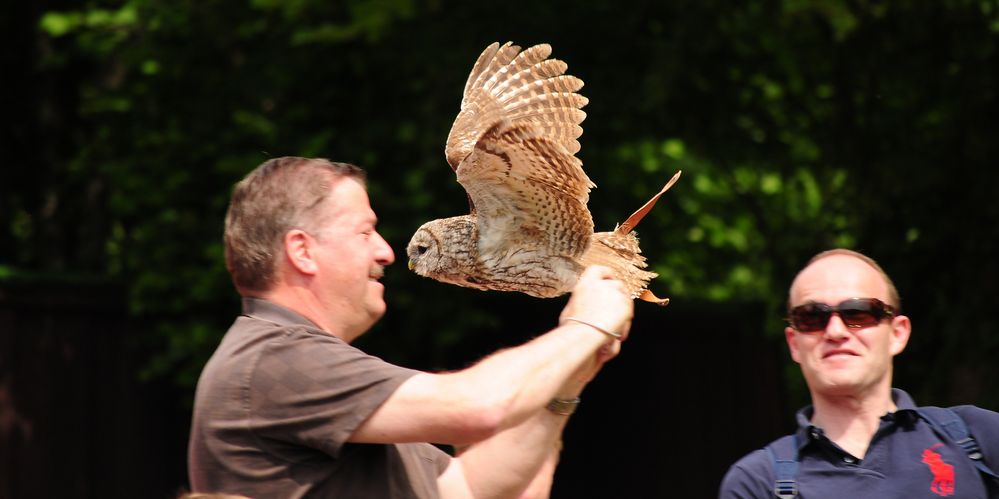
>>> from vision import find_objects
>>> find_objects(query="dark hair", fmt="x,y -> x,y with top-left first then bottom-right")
223,157 -> 365,293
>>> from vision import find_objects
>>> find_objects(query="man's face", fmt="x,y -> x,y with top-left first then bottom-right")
308,177 -> 395,339
785,254 -> 910,399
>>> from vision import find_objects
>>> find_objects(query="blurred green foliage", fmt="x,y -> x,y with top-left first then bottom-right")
3,0 -> 998,410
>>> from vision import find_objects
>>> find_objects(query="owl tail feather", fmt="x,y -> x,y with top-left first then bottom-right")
582,231 -> 668,306
638,289 -> 670,306
615,170 -> 682,236
594,170 -> 681,306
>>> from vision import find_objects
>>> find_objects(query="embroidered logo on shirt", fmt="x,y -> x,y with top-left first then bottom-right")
921,443 -> 955,496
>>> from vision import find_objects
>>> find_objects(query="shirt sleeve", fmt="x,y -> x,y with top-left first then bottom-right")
718,449 -> 774,499
246,326 -> 419,459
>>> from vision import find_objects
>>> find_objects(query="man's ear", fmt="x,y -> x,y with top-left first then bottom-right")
889,314 -> 911,356
785,326 -> 802,364
284,229 -> 319,275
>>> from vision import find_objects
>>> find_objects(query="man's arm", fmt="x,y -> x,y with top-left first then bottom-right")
436,327 -> 617,499
436,410 -> 566,499
350,265 -> 632,446
514,441 -> 560,499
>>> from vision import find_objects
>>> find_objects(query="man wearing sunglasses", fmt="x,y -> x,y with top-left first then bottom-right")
720,248 -> 999,498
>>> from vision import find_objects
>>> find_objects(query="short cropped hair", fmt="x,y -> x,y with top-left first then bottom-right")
789,248 -> 901,310
223,157 -> 365,293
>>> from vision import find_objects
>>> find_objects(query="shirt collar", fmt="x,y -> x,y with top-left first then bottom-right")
241,297 -> 321,330
793,388 -> 920,448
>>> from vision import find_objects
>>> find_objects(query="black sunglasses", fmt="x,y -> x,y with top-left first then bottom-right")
788,298 -> 895,333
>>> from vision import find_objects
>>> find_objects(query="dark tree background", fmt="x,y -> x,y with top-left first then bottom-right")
2,1 -> 998,498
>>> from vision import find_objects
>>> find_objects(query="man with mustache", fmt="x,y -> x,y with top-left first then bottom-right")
720,249 -> 999,498
187,157 -> 633,499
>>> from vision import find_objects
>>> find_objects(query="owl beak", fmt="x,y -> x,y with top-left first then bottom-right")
407,260 -> 415,271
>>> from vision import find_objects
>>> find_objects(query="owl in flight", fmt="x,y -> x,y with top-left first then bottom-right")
406,41 -> 679,305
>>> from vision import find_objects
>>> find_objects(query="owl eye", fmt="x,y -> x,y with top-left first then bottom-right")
417,245 -> 429,255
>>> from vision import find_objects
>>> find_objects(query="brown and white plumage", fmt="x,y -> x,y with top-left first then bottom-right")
407,41 -> 678,304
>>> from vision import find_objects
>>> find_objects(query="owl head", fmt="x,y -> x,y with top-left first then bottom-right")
406,216 -> 487,289
406,222 -> 443,277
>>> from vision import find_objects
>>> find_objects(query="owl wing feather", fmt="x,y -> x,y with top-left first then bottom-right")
456,121 -> 594,260
446,42 -> 588,170
446,42 -> 594,260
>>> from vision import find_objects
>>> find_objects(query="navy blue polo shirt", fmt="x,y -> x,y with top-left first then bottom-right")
719,389 -> 999,498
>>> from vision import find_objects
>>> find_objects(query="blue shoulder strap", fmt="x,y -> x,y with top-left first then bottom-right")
765,434 -> 800,499
917,406 -> 999,481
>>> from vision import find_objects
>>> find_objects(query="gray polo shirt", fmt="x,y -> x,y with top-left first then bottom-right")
188,298 -> 450,498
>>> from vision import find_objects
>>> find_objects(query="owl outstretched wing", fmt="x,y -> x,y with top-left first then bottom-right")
446,42 -> 588,169
456,121 -> 594,260
446,42 -> 594,259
